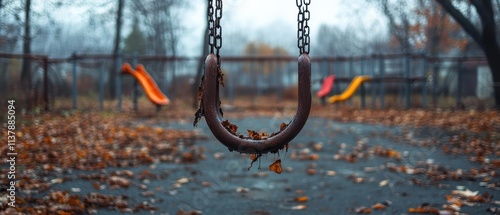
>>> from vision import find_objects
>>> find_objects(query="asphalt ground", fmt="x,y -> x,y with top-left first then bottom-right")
35,116 -> 499,215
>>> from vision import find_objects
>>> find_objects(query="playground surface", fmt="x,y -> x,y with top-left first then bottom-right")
1,103 -> 499,214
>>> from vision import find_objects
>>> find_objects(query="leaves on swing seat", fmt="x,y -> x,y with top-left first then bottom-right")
280,122 -> 288,131
197,86 -> 203,100
269,159 -> 282,174
247,129 -> 269,140
217,69 -> 225,87
222,119 -> 238,135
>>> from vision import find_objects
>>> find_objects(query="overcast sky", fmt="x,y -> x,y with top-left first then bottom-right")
181,0 -> 388,55
46,0 -> 388,56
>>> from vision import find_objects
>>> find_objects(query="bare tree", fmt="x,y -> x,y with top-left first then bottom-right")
377,0 -> 413,53
131,0 -> 187,99
20,0 -> 32,107
0,0 -> 22,97
108,0 -> 124,99
132,0 -> 187,55
436,0 -> 500,109
316,24 -> 370,56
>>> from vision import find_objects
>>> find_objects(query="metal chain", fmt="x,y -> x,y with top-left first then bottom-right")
207,0 -> 215,54
208,0 -> 223,66
297,0 -> 310,54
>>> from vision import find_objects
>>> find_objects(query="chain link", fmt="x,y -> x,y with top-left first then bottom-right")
208,0 -> 223,66
297,0 -> 310,54
207,0 -> 215,54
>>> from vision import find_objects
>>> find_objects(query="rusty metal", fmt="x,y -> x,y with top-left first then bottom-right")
201,53 -> 311,154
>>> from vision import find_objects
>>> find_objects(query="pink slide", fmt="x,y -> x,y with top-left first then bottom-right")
317,75 -> 335,98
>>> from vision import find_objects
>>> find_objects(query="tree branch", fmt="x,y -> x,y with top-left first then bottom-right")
435,0 -> 484,48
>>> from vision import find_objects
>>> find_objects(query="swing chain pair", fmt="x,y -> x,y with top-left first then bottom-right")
207,0 -> 223,67
195,0 -> 312,155
297,0 -> 311,55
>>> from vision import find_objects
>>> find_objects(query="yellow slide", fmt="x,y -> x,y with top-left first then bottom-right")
122,63 -> 170,105
328,76 -> 371,104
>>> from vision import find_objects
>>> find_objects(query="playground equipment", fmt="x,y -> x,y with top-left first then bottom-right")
194,0 -> 311,154
121,63 -> 170,105
328,76 -> 371,104
317,75 -> 335,98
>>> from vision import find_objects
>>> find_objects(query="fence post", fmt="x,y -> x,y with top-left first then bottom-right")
361,56 -> 366,108
456,58 -> 463,107
421,53 -> 427,108
171,56 -> 177,100
379,53 -> 385,109
348,56 -> 354,106
228,64 -> 234,102
361,81 -> 366,108
43,57 -> 49,111
405,52 -> 411,109
132,52 -> 138,111
98,62 -> 105,110
334,56 -> 340,100
371,53 -> 377,109
116,53 -> 122,112
71,53 -> 78,109
432,60 -> 439,107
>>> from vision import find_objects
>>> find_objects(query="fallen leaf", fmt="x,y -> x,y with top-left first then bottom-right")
294,196 -> 309,202
291,204 -> 307,210
176,178 -> 190,184
355,206 -> 372,214
372,203 -> 386,210
236,187 -> 250,193
269,159 -> 282,174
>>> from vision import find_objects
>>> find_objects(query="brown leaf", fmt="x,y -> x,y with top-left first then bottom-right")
294,196 -> 309,202
269,159 -> 282,174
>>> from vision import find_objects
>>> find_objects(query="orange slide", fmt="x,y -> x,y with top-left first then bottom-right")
121,63 -> 170,105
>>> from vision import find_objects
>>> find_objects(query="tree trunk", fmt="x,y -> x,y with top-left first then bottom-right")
487,49 -> 500,109
20,0 -> 32,108
109,0 -> 124,99
435,0 -> 500,109
475,0 -> 500,109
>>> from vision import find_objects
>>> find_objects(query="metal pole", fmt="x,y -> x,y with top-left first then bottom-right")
132,52 -> 138,111
360,56 -> 366,108
405,52 -> 411,109
99,62 -> 105,110
72,53 -> 78,109
229,64 -> 234,102
456,60 -> 463,107
361,81 -> 366,108
421,53 -> 427,108
43,57 -> 49,111
371,54 -> 377,109
361,56 -> 365,75
116,53 -> 122,112
348,56 -> 354,106
322,58 -> 328,77
379,54 -> 385,109
432,61 -> 439,107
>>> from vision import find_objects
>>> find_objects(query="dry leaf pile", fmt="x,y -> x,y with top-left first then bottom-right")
0,111 -> 205,213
